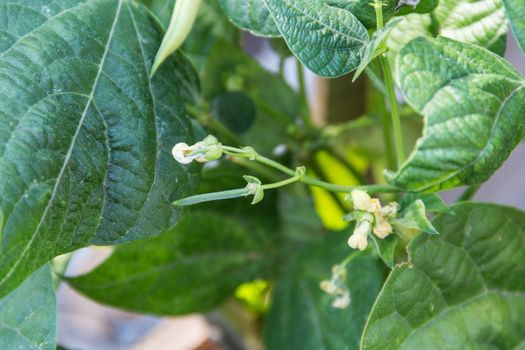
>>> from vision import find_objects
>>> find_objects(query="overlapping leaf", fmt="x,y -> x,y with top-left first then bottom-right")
362,203 -> 525,349
388,0 -> 509,64
264,234 -> 383,350
387,37 -> 525,192
68,211 -> 272,315
503,0 -> 525,53
261,0 -> 369,77
0,265 -> 55,350
218,0 -> 280,37
0,0 -> 198,296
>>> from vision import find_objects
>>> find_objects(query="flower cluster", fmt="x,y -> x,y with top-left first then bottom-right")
345,190 -> 397,251
320,264 -> 351,309
172,135 -> 222,164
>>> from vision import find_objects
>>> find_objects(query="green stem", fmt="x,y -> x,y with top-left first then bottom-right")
457,184 -> 481,202
374,0 -> 405,168
340,251 -> 363,268
380,57 -> 405,167
262,175 -> 300,190
296,59 -> 313,127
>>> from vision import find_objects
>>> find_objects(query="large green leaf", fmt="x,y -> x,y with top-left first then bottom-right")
261,0 -> 369,77
503,0 -> 525,53
362,202 -> 525,350
218,0 -> 280,37
387,0 -> 509,62
0,265 -> 56,350
386,37 -> 525,192
264,234 -> 384,350
0,0 -> 198,296
68,210 -> 273,315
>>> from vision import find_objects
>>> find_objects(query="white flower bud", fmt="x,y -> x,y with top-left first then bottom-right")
373,220 -> 393,239
351,190 -> 371,211
332,290 -> 351,309
320,280 -> 337,295
348,220 -> 371,250
172,142 -> 193,164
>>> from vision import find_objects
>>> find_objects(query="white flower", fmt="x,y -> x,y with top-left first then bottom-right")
368,198 -> 381,214
172,142 -> 194,164
373,219 -> 393,239
380,202 -> 398,218
172,135 -> 222,164
332,290 -> 351,309
348,220 -> 372,250
351,189 -> 371,211
320,280 -> 337,295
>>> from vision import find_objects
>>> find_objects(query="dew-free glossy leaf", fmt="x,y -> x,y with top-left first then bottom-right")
68,211 -> 271,315
0,265 -> 55,350
387,37 -> 525,192
262,0 -> 369,77
503,0 -> 525,53
0,0 -> 198,297
218,0 -> 280,37
264,234 -> 383,350
362,202 -> 525,350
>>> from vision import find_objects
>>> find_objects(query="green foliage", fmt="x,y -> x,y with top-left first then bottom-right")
264,234 -> 384,350
387,37 -> 525,192
69,211 -> 271,314
327,0 -> 397,29
218,0 -> 281,37
362,203 -> 525,349
387,0 -> 509,64
503,0 -> 525,53
0,0 -> 199,297
0,265 -> 55,350
261,0 -> 369,77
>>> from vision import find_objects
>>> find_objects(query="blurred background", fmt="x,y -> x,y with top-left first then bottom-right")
56,28 -> 525,350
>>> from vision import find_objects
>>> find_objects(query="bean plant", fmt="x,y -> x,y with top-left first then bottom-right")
1,0 -> 525,349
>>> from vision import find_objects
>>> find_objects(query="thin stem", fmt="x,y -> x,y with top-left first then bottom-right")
340,251 -> 363,268
380,57 -> 405,167
374,0 -> 405,168
262,175 -> 300,190
457,184 -> 481,202
296,59 -> 313,127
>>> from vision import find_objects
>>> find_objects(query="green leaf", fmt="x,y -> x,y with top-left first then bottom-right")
0,265 -> 56,350
362,202 -> 525,350
327,0 -> 398,29
387,37 -> 525,192
503,0 -> 525,53
211,92 -> 256,134
264,234 -> 384,350
218,0 -> 281,37
394,200 -> 438,235
0,0 -> 198,297
353,18 -> 403,82
261,0 -> 369,77
397,0 -> 439,15
399,193 -> 449,214
68,211 -> 271,315
387,0 -> 509,62
371,234 -> 399,268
